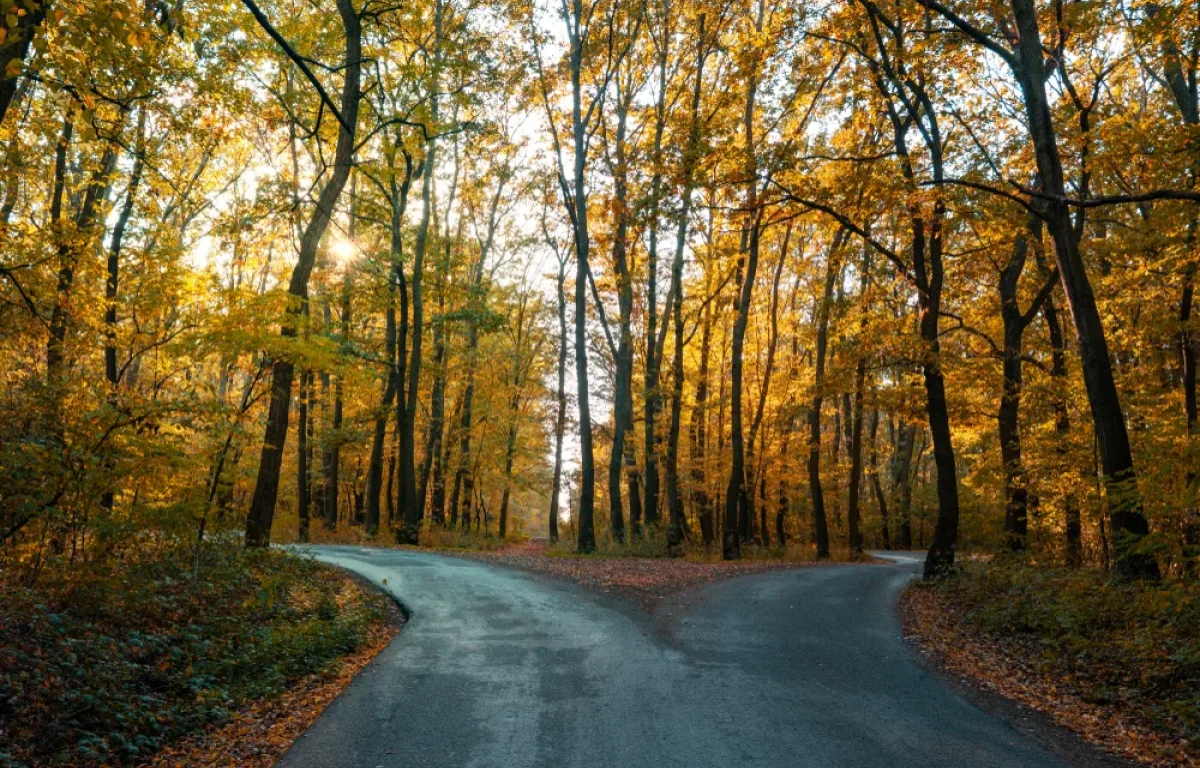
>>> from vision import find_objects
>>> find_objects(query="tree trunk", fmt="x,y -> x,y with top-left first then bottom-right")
365,248 -> 403,536
565,0 -> 598,552
723,24 -> 763,560
691,288 -> 715,546
868,409 -> 889,549
244,0 -> 360,547
608,86 -> 633,543
548,255 -> 569,544
847,357 -> 866,554
1007,0 -> 1156,578
419,280 -> 448,522
0,4 -> 46,126
998,213 -> 1050,551
397,1 -> 444,545
298,368 -> 312,542
101,110 -> 146,512
891,419 -> 915,549
808,231 -> 843,558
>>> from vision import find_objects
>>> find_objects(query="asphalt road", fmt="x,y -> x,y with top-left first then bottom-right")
276,547 -> 1101,768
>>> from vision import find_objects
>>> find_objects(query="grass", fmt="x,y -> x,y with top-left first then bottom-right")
0,543 -> 390,768
928,560 -> 1200,749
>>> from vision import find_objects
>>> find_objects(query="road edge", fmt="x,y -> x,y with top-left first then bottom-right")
896,584 -> 1141,768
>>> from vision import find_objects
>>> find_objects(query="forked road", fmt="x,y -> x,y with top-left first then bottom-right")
279,547 -> 1115,768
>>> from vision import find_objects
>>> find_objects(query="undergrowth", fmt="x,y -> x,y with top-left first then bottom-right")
543,527 -> 872,562
0,543 -> 389,768
930,560 -> 1200,748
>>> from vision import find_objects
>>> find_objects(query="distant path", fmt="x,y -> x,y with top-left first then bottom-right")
275,546 -> 1108,768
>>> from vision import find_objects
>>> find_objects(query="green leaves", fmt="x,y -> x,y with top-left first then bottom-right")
0,544 -> 387,768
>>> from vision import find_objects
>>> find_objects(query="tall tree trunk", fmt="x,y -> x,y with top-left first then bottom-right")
567,0 -> 597,552
365,232 -> 405,535
665,12 -> 709,555
998,213 -> 1053,551
421,149 -> 461,526
868,409 -> 889,549
397,0 -> 444,545
723,8 -> 764,560
808,231 -> 844,558
324,259 -> 353,530
498,299 -> 530,539
419,276 -> 448,521
744,228 -> 789,547
847,359 -> 866,554
846,241 -> 871,554
1006,0 -> 1156,578
48,114 -> 117,403
892,420 -> 915,549
244,0 -> 360,546
298,368 -> 312,542
101,109 -> 146,512
691,284 -> 715,545
723,208 -> 760,560
642,5 -> 672,534
549,254 -> 569,544
608,83 -> 633,543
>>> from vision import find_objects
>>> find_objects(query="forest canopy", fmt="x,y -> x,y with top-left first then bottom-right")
2,0 -> 1199,581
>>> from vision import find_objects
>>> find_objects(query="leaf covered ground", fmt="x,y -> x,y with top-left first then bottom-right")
451,540 -> 839,610
901,562 -> 1200,768
0,544 -> 398,768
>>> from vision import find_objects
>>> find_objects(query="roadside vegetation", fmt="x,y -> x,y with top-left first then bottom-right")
905,561 -> 1200,766
0,543 -> 392,768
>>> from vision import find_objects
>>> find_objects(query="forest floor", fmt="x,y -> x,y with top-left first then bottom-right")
901,564 -> 1200,768
0,544 -> 402,768
140,574 -> 403,768
445,539 -> 870,611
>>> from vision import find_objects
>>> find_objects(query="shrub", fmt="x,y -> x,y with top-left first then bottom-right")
934,561 -> 1200,746
0,543 -> 387,768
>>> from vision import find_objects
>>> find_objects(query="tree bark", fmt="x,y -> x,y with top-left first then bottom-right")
998,212 -> 1053,551
691,281 -> 715,546
0,3 -> 46,126
723,9 -> 764,560
868,409 -> 889,549
398,5 -> 443,544
1007,0 -> 1156,578
244,0 -> 360,547
549,252 -> 569,544
808,230 -> 844,558
298,368 -> 312,542
566,0 -> 597,552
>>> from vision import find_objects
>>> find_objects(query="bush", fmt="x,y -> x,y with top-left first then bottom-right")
0,543 -> 388,768
933,561 -> 1200,746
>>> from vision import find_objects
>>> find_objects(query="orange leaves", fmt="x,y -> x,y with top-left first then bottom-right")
454,544 -> 808,611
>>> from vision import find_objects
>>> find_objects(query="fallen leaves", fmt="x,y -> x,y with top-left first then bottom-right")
138,580 -> 402,768
901,584 -> 1197,768
1,544 -> 401,768
450,541 -> 819,611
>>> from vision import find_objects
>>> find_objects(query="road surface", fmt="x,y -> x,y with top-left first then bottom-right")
277,547 -> 1111,768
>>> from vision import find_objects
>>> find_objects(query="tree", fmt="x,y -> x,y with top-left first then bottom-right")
244,0 -> 362,547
